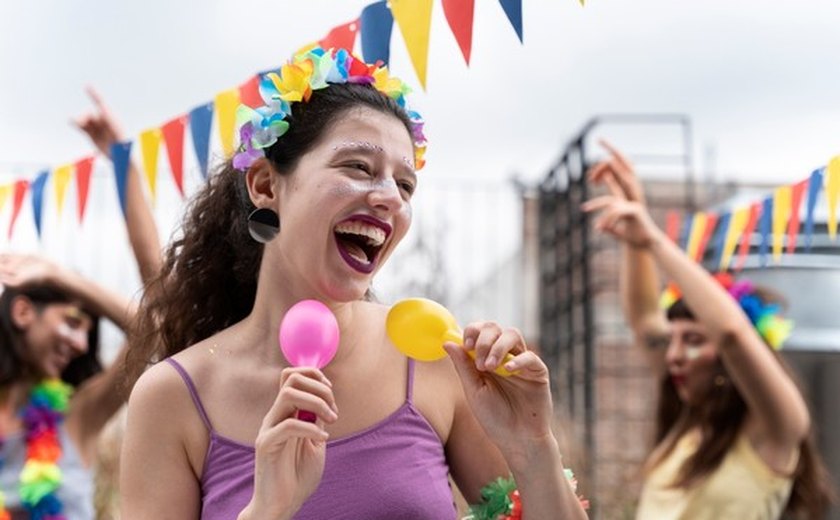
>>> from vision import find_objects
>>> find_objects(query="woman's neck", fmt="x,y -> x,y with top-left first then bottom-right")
0,380 -> 35,434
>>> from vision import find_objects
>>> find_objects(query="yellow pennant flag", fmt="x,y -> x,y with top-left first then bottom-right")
685,212 -> 707,261
772,185 -> 792,262
391,0 -> 434,90
720,206 -> 748,271
53,164 -> 74,216
827,156 -> 840,239
0,184 -> 10,214
215,89 -> 241,157
139,128 -> 162,203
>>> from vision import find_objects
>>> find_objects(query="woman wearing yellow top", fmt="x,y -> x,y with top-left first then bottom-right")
583,141 -> 833,520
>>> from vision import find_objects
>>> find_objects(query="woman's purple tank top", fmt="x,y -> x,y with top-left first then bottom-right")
166,358 -> 457,519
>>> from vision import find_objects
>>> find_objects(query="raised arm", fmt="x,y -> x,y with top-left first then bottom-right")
588,140 -> 669,374
73,86 -> 162,284
582,187 -> 810,452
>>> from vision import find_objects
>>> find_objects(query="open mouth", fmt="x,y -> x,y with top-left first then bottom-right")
333,216 -> 391,274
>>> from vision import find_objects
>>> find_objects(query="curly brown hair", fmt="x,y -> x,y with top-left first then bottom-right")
125,82 -> 414,385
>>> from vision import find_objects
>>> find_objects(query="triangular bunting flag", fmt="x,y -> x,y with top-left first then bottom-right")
826,156 -> 840,239
694,213 -> 718,262
721,206 -> 749,271
710,212 -> 731,271
162,116 -> 187,197
442,0 -> 475,65
31,171 -> 49,239
215,89 -> 241,157
360,1 -> 394,66
8,179 -> 29,240
804,168 -> 824,251
189,103 -> 214,179
111,141 -> 132,218
74,156 -> 94,224
391,0 -> 434,89
239,75 -> 263,110
685,212 -> 706,260
498,0 -> 524,42
0,184 -> 10,215
786,180 -> 807,254
53,164 -> 73,216
734,203 -> 761,272
665,210 -> 682,243
139,128 -> 162,203
320,20 -> 360,52
758,196 -> 773,267
772,186 -> 792,262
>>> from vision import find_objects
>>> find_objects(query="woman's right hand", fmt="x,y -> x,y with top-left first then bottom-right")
242,367 -> 339,520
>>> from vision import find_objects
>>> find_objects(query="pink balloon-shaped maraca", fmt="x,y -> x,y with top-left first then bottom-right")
279,300 -> 339,369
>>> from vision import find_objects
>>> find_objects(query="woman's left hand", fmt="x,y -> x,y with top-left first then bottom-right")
443,322 -> 554,453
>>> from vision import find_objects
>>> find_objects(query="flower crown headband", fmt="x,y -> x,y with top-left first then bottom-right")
659,272 -> 794,350
233,45 -> 427,172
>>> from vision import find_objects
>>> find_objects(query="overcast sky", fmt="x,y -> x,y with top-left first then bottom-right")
1,1 -> 839,348
2,0 -> 839,185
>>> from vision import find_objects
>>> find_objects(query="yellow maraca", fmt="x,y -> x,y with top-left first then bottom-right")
386,298 -> 516,377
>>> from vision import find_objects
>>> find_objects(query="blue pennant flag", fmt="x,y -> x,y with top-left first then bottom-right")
758,196 -> 773,267
498,0 -> 523,42
190,102 -> 214,179
111,141 -> 132,218
804,167 -> 824,251
711,212 -> 731,270
360,1 -> 393,65
30,171 -> 49,239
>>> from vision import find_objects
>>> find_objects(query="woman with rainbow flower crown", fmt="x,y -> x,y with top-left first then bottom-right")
0,88 -> 161,519
120,46 -> 588,520
583,141 -> 833,519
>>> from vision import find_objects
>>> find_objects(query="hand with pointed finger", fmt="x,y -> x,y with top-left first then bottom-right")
581,195 -> 663,249
243,367 -> 338,519
587,139 -> 646,204
443,322 -> 554,452
72,86 -> 126,157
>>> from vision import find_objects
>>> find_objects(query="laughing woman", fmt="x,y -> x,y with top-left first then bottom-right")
584,142 -> 833,519
119,47 -> 587,520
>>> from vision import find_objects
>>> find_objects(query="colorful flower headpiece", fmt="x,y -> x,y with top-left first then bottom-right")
233,45 -> 427,172
659,273 -> 794,350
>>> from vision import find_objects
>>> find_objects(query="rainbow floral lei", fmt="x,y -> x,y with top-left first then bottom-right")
463,471 -> 589,519
659,272 -> 794,350
233,45 -> 427,172
0,379 -> 73,520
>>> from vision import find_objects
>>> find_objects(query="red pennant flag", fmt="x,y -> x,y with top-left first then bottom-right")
8,179 -> 29,240
786,180 -> 808,254
74,156 -> 95,224
442,0 -> 475,65
694,213 -> 718,261
238,75 -> 263,110
319,19 -> 360,52
734,202 -> 761,272
162,116 -> 187,197
665,210 -> 681,243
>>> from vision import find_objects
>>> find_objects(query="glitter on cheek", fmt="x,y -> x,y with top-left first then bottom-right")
685,346 -> 703,361
56,323 -> 86,346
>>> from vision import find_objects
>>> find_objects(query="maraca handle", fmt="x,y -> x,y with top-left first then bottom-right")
443,330 -> 517,377
466,350 -> 517,377
297,410 -> 317,423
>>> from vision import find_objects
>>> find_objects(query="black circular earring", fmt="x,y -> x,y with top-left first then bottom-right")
247,208 -> 280,243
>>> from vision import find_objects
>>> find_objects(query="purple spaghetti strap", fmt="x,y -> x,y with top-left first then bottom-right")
406,358 -> 415,403
165,358 -> 214,432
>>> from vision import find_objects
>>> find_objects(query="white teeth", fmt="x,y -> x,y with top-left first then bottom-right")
334,221 -> 386,246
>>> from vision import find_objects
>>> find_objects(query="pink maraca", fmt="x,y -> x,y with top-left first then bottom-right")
279,300 -> 340,422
